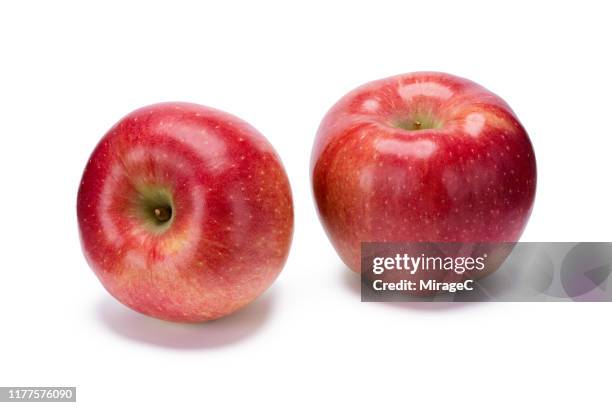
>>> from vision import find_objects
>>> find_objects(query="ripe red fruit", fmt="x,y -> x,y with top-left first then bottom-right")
311,72 -> 536,275
78,102 -> 293,322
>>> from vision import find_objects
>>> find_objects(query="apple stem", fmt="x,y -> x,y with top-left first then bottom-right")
413,120 -> 422,130
153,206 -> 172,223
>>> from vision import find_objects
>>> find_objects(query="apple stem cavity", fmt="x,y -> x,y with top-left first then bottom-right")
394,114 -> 442,131
133,185 -> 175,232
153,206 -> 172,223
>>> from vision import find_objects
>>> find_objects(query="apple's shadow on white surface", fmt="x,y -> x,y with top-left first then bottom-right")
340,266 -> 480,311
95,291 -> 275,349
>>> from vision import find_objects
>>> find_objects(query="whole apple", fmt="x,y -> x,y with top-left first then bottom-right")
311,72 -> 536,283
77,102 -> 293,322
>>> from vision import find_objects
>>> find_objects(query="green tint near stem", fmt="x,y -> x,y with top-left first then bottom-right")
394,112 -> 443,131
133,185 -> 175,233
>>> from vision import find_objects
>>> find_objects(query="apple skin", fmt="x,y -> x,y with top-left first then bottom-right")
311,72 -> 536,281
77,102 -> 293,322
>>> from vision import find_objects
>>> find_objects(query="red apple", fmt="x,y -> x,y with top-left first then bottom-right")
311,72 -> 536,280
77,102 -> 293,322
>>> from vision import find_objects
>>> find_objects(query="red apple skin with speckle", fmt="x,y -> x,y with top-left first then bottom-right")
311,72 -> 536,279
78,102 -> 293,322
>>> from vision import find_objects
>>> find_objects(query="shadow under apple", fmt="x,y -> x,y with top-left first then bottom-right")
95,289 -> 276,350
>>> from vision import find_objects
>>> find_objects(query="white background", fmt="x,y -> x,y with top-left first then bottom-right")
1,1 -> 611,407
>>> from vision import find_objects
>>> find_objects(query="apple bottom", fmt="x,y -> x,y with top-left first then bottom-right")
97,260 -> 282,323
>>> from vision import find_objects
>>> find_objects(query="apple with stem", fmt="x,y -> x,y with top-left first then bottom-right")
311,72 -> 536,286
77,102 -> 293,322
